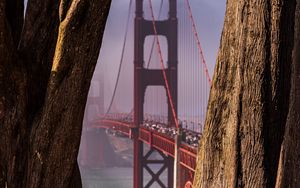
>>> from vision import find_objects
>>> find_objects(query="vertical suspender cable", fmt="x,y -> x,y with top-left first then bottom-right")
184,3 -> 187,128
192,21 -> 195,130
184,0 -> 211,85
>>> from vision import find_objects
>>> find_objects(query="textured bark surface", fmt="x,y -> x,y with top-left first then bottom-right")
193,0 -> 298,187
276,0 -> 300,187
0,0 -> 111,187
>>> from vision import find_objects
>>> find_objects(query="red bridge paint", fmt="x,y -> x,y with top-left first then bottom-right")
93,119 -> 196,187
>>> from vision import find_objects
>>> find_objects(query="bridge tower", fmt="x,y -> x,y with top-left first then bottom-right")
79,76 -> 107,168
133,0 -> 178,187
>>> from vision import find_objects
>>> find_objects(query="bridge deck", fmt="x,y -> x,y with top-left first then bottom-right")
94,119 -> 198,172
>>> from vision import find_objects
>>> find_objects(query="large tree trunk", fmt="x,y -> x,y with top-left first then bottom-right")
275,1 -> 300,187
0,0 -> 111,187
193,0 -> 298,187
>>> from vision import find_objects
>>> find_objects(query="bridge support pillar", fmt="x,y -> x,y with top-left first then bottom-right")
133,128 -> 143,188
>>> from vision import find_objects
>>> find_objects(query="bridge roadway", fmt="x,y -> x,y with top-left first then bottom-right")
93,117 -> 199,174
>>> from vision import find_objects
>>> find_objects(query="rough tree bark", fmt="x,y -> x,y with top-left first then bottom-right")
276,1 -> 300,187
0,0 -> 111,187
194,0 -> 299,187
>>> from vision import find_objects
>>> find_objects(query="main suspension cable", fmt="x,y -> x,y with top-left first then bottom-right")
105,0 -> 133,115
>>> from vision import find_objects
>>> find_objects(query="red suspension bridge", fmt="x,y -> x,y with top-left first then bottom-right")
81,0 -> 212,187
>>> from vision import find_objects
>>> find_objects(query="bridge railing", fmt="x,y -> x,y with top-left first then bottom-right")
139,126 -> 197,172
95,114 -> 200,172
180,144 -> 197,172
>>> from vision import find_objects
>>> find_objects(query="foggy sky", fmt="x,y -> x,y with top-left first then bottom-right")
95,0 -> 226,75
